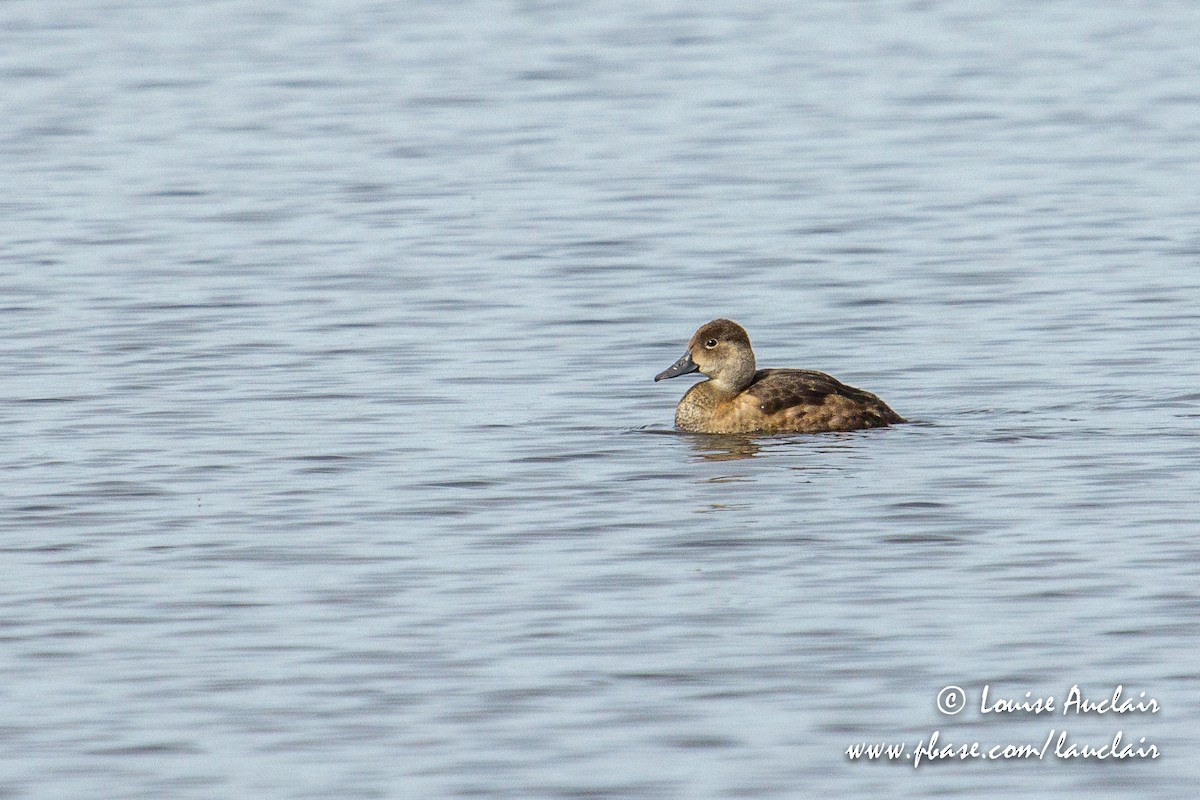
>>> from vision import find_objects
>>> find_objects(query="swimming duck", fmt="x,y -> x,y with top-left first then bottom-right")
655,319 -> 905,434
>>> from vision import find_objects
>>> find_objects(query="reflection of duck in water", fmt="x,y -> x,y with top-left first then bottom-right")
655,319 -> 905,434
687,434 -> 763,461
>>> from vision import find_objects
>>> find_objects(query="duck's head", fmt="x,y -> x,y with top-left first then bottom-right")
654,318 -> 757,393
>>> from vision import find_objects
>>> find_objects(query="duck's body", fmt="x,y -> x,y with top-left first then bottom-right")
655,319 -> 905,434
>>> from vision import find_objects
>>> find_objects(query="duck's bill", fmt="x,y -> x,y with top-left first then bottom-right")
654,352 -> 699,381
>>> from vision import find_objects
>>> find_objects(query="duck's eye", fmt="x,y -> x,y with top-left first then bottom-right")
704,338 -> 718,349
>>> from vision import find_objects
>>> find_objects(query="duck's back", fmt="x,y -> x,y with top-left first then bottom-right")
743,369 -> 905,432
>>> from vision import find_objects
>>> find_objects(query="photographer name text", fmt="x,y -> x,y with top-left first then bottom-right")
977,684 -> 1158,716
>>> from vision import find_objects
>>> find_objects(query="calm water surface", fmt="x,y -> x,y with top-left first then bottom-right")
3,1 -> 1200,798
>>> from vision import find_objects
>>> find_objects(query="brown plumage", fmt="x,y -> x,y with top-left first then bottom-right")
654,319 -> 905,434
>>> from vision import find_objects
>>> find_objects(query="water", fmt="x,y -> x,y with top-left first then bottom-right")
3,1 -> 1200,797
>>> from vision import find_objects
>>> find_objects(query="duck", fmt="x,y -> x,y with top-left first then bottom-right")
654,319 -> 905,434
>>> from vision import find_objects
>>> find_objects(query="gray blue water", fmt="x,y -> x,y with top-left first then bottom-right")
3,1 -> 1199,797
